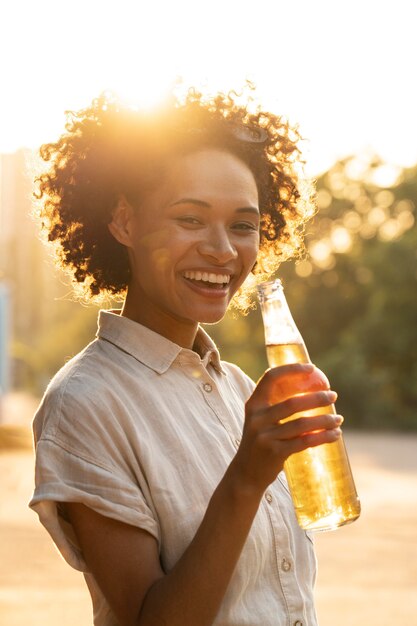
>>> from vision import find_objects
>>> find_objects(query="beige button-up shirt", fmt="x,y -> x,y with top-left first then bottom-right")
30,310 -> 318,626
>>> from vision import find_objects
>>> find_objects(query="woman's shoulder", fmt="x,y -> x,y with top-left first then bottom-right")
44,338 -> 109,398
33,338 -> 121,441
220,360 -> 256,399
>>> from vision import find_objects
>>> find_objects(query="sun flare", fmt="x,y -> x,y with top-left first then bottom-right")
1,0 -> 416,174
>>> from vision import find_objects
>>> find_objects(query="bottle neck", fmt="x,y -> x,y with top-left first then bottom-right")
266,342 -> 311,367
258,279 -> 310,366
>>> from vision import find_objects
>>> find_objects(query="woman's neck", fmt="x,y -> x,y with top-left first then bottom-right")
121,293 -> 199,350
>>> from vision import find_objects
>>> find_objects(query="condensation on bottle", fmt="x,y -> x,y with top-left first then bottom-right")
257,279 -> 361,532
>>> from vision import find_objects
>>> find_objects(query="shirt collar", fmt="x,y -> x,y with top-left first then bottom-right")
97,310 -> 225,375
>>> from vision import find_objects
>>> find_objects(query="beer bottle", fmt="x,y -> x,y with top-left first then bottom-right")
257,279 -> 361,531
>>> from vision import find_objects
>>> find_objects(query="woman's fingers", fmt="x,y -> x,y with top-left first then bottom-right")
239,366 -> 344,490
235,408 -> 344,492
247,364 -> 316,412
247,389 -> 337,428
276,389 -> 337,421
274,413 -> 343,441
280,423 -> 342,458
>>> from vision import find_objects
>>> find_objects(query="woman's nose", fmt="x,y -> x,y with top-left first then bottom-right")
197,226 -> 238,263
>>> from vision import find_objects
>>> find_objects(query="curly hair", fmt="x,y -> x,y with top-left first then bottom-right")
35,85 -> 315,305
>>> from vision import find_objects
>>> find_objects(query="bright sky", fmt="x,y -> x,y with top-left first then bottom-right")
1,0 -> 416,175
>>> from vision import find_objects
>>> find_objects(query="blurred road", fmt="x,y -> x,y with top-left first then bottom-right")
1,393 -> 416,625
314,431 -> 417,625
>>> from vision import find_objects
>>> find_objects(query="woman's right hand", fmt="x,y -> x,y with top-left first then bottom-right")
230,363 -> 343,495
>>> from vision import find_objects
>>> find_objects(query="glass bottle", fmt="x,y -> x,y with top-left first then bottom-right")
257,278 -> 361,531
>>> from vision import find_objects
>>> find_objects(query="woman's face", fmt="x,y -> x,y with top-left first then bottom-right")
112,149 -> 260,344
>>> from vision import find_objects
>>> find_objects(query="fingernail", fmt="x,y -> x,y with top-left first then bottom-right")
334,415 -> 344,425
328,391 -> 338,401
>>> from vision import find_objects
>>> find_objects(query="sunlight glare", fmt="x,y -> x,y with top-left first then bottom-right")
108,74 -> 178,113
1,0 -> 417,176
370,164 -> 403,188
309,241 -> 335,269
375,190 -> 395,209
330,226 -> 352,253
295,260 -> 313,278
378,219 -> 402,241
368,207 -> 387,227
343,211 -> 362,233
316,189 -> 332,210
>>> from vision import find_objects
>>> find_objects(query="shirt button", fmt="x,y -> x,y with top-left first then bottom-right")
234,438 -> 241,447
265,492 -> 273,504
203,383 -> 212,392
281,557 -> 292,572
294,621 -> 304,626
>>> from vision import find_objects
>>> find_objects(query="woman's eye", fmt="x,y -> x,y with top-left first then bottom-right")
232,222 -> 258,231
176,216 -> 202,226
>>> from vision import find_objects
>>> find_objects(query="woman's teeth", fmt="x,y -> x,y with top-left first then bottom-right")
183,271 -> 230,285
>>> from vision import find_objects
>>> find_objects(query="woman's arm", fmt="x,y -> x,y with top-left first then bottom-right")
65,363 -> 341,626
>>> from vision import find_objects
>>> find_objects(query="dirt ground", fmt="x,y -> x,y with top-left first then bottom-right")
1,393 -> 416,625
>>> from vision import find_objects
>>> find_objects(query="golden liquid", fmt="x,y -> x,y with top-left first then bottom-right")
267,343 -> 361,531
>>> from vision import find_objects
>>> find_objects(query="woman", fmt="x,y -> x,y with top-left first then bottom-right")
30,87 -> 342,626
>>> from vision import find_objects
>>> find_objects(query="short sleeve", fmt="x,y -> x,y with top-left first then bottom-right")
29,366 -> 160,573
30,439 -> 160,572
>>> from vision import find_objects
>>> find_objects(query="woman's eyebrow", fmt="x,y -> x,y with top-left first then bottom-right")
170,198 -> 210,208
170,198 -> 259,214
235,207 -> 260,215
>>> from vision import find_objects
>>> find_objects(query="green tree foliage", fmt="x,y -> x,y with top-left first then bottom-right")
285,156 -> 417,429
210,155 -> 417,430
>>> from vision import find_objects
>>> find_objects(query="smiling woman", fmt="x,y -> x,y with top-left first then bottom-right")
34,88 -> 313,307
29,86 -> 341,626
107,149 -> 260,344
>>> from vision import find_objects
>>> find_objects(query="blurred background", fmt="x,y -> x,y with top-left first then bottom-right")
0,0 -> 416,624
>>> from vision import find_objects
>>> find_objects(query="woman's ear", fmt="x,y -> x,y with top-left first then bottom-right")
108,196 -> 135,247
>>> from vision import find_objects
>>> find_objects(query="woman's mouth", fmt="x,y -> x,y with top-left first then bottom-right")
182,270 -> 231,290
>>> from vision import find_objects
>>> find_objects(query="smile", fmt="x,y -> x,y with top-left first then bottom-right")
182,270 -> 231,286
